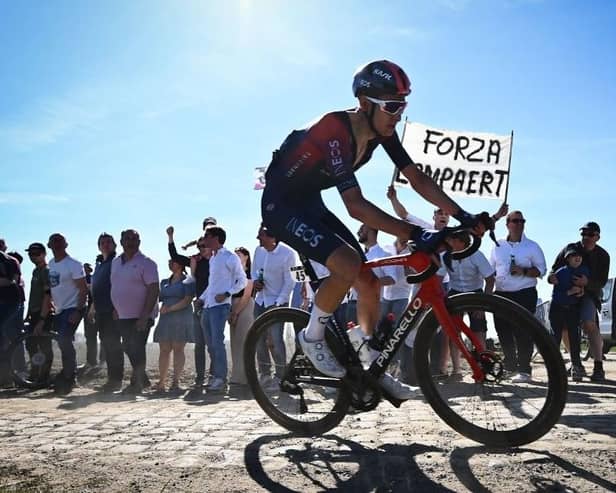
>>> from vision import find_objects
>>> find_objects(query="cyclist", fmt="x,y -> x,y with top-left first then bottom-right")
260,60 -> 487,399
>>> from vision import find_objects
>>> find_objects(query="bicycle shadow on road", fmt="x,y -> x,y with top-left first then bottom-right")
244,433 -> 456,492
450,445 -> 616,493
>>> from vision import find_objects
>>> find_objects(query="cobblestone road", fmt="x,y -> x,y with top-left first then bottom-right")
1,356 -> 615,492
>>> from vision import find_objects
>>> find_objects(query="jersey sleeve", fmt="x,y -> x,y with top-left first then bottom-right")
381,131 -> 416,171
312,114 -> 359,194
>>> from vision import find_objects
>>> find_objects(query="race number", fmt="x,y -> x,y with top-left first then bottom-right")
290,265 -> 306,282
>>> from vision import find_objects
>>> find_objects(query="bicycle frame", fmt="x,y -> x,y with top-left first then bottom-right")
363,251 -> 488,382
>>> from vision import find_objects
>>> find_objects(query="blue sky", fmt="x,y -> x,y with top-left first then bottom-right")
1,0 -> 615,304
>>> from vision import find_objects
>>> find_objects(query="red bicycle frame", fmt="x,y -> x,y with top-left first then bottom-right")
363,250 -> 488,382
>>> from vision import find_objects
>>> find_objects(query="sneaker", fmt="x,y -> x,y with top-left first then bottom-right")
571,366 -> 586,382
590,367 -> 605,382
379,372 -> 419,400
184,387 -> 204,401
206,377 -> 226,392
298,329 -> 346,378
121,383 -> 143,395
510,372 -> 532,383
99,380 -> 122,393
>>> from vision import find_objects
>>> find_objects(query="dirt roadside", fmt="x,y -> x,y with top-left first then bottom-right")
1,353 -> 615,492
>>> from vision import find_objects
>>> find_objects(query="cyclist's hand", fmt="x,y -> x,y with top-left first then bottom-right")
410,226 -> 447,253
454,210 -> 494,237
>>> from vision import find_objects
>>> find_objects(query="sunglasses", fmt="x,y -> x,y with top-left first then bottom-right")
28,251 -> 43,257
365,96 -> 407,116
581,232 -> 597,237
508,218 -> 526,224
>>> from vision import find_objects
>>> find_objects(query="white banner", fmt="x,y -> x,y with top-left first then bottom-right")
394,122 -> 512,199
253,166 -> 266,190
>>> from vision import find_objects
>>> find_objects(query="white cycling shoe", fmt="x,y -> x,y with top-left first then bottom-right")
379,372 -> 419,400
298,329 -> 346,378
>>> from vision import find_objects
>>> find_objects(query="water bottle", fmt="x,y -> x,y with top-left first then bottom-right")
346,322 -> 372,365
257,268 -> 264,282
509,255 -> 517,275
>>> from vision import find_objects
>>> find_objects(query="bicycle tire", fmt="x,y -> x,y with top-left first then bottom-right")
8,331 -> 59,389
413,293 -> 567,447
244,307 -> 350,436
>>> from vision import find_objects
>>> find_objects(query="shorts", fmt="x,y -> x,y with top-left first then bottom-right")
261,188 -> 365,266
579,295 -> 598,324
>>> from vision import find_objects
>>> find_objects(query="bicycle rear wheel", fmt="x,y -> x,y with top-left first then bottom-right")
413,293 -> 567,447
8,331 -> 61,389
243,307 -> 350,436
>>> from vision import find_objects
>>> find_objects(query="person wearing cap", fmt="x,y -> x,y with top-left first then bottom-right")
110,229 -> 160,394
489,211 -> 547,384
47,233 -> 88,395
179,216 -> 218,251
549,221 -> 610,382
152,251 -> 195,394
548,245 -> 590,381
22,243 -> 54,383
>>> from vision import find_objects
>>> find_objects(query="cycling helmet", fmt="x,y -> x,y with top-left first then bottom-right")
352,60 -> 411,98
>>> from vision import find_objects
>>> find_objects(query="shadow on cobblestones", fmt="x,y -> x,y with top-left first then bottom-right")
244,433 -> 455,492
450,446 -> 616,492
558,413 -> 616,439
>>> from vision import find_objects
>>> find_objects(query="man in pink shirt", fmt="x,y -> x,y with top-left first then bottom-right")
110,229 -> 159,394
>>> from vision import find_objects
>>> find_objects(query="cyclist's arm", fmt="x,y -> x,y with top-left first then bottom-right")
341,187 -> 415,240
382,133 -> 462,216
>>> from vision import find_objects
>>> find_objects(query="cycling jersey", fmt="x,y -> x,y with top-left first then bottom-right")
264,110 -> 414,201
261,110 -> 415,266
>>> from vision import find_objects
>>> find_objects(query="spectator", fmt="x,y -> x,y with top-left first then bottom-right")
548,245 -> 588,381
229,247 -> 254,386
180,216 -> 218,251
82,262 -> 103,372
198,225 -> 247,392
47,233 -> 88,395
23,243 -> 53,384
252,224 -> 296,388
490,211 -> 546,383
167,226 -> 211,397
440,231 -> 496,382
110,229 -> 159,395
346,224 -> 395,329
0,238 -> 6,252
0,249 -> 22,386
89,233 -> 121,393
549,221 -> 610,382
153,252 -> 194,394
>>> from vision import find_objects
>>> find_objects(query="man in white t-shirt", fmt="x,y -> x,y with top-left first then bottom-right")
47,233 -> 88,394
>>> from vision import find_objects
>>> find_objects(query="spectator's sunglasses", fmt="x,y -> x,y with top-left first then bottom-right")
365,96 -> 407,116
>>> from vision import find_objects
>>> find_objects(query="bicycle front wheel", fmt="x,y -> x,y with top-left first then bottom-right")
413,293 -> 567,447
243,307 -> 350,436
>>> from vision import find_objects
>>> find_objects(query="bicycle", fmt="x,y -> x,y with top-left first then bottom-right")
243,228 -> 568,448
7,322 -> 62,389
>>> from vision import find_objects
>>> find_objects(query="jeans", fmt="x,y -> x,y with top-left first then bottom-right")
494,287 -> 537,374
117,318 -> 152,387
200,304 -> 230,380
380,298 -> 409,324
84,311 -> 105,366
0,302 -> 21,382
54,308 -> 81,381
254,303 -> 287,379
98,311 -> 123,382
549,302 -> 582,367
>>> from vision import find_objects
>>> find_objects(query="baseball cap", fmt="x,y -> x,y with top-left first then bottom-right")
203,216 -> 217,227
25,242 -> 46,253
579,221 -> 600,234
564,245 -> 583,258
